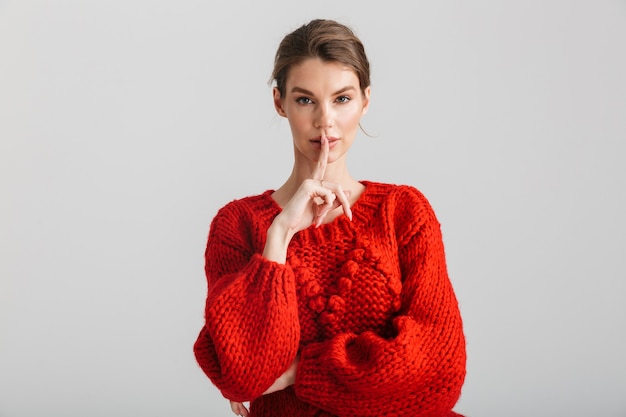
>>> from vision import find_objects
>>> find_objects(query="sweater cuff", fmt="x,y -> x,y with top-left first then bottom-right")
246,252 -> 293,284
295,342 -> 330,402
294,334 -> 356,405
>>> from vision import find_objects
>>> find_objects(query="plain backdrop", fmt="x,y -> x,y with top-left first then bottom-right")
1,1 -> 625,416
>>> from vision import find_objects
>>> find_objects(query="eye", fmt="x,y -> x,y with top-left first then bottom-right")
296,97 -> 314,105
336,95 -> 351,103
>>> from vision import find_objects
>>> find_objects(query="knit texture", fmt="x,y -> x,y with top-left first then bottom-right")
194,181 -> 466,417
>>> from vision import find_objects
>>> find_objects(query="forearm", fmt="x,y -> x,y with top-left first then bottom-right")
197,254 -> 301,401
295,315 -> 465,416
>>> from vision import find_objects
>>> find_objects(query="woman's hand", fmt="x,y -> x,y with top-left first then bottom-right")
277,135 -> 352,233
263,134 -> 352,264
262,355 -> 300,396
230,400 -> 249,417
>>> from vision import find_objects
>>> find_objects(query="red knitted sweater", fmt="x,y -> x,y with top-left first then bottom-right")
194,181 -> 466,417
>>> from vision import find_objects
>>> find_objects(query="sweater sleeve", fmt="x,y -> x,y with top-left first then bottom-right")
193,202 -> 300,402
294,188 -> 466,416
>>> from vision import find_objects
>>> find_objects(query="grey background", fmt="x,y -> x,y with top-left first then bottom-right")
1,1 -> 625,416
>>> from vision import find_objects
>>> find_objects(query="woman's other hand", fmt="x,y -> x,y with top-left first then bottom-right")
230,400 -> 249,417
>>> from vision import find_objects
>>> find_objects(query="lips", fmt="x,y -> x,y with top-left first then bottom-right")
310,136 -> 339,148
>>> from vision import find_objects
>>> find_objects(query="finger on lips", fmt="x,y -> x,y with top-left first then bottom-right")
311,131 -> 352,225
313,133 -> 329,181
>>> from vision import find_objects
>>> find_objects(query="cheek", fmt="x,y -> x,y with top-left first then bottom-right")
340,108 -> 363,129
287,113 -> 309,133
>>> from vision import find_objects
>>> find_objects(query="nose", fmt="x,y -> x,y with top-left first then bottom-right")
313,103 -> 334,129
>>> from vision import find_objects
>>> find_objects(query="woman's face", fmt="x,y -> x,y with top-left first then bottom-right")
274,58 -> 370,165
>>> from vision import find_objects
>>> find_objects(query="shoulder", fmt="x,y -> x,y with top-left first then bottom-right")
362,180 -> 440,243
209,190 -> 277,233
216,190 -> 274,216
362,181 -> 435,215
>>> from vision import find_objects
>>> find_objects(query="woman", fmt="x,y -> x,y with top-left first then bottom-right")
194,19 -> 466,417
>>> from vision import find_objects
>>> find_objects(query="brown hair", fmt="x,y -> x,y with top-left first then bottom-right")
271,19 -> 370,97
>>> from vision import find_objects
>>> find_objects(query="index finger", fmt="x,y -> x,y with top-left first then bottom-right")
312,133 -> 329,181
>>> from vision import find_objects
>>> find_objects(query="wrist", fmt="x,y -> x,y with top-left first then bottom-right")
263,220 -> 294,264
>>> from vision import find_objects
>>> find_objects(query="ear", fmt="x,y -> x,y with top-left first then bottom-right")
273,87 -> 287,117
361,86 -> 371,116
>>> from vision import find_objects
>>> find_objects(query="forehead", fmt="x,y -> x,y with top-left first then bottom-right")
285,58 -> 359,92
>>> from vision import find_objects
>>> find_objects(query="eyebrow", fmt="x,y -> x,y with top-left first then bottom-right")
290,86 -> 356,96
